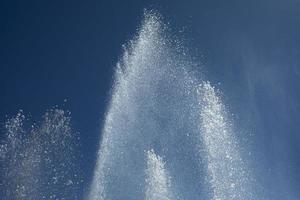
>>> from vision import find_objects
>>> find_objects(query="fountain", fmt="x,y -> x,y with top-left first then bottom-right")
0,10 -> 256,200
89,10 -> 254,200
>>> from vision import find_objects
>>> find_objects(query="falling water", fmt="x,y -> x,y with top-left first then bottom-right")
0,109 -> 82,200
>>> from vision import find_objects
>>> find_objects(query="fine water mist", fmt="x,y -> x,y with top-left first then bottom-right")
88,11 -> 255,200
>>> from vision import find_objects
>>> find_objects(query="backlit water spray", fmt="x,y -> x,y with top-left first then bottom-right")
89,11 -> 255,200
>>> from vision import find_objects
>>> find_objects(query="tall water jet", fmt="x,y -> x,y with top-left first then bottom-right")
145,149 -> 172,200
0,109 -> 82,200
89,10 -> 255,200
88,11 -> 179,200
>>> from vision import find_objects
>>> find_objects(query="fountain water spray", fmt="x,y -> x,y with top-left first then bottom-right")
88,10 -> 255,200
145,149 -> 172,200
0,109 -> 82,200
197,82 -> 253,199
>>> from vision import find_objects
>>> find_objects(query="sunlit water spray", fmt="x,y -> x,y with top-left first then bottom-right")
89,10 -> 255,200
0,109 -> 82,200
145,149 -> 172,200
0,11 -> 256,200
197,82 -> 253,199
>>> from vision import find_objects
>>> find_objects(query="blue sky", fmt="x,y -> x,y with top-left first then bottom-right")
1,0 -> 300,198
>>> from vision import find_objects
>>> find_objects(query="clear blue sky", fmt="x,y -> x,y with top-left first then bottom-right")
1,0 -> 300,198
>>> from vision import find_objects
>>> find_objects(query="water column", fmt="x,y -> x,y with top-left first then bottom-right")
88,11 -> 173,200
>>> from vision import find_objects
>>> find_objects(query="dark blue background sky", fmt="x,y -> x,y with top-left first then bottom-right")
1,0 -> 300,197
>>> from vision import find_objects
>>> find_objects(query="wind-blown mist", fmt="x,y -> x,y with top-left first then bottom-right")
0,109 -> 82,200
89,11 -> 255,200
